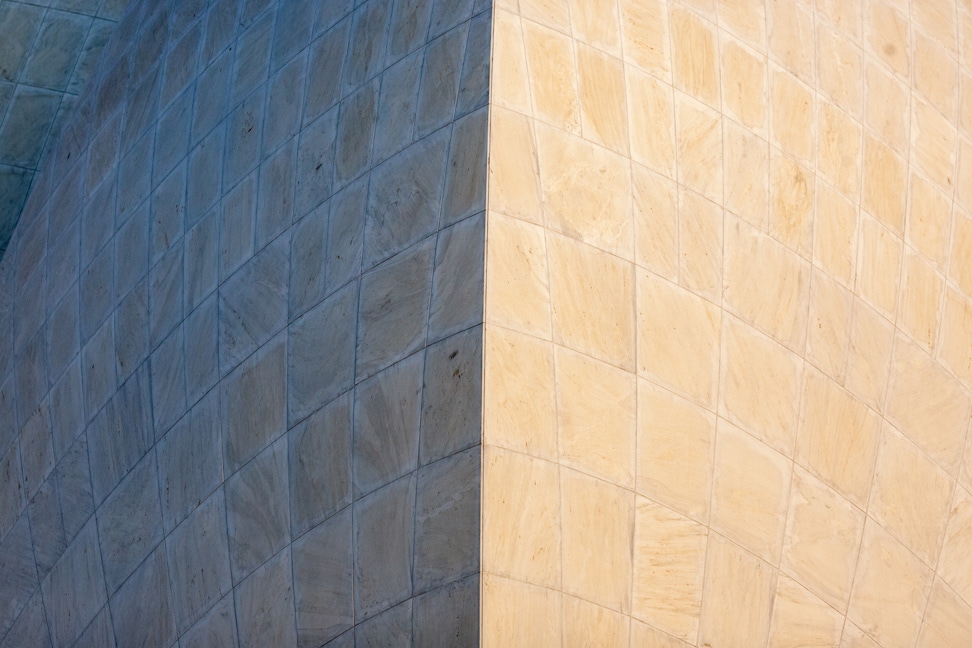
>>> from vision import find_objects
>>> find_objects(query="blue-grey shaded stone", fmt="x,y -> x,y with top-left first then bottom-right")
0,442 -> 26,543
53,433 -> 93,543
219,233 -> 288,373
0,588 -> 50,648
335,79 -> 378,188
356,239 -> 434,380
115,201 -> 149,298
49,360 -> 84,459
364,130 -> 448,268
81,177 -> 117,271
387,0 -> 432,61
421,326 -> 481,464
0,166 -> 32,254
185,206 -> 218,311
429,0 -> 475,39
96,451 -> 163,593
161,20 -> 201,107
113,278 -> 148,382
151,157 -> 187,261
353,352 -> 423,497
42,519 -> 105,648
256,138 -> 296,247
428,213 -> 484,341
456,9 -> 489,117
0,87 -> 59,168
181,593 -> 238,648
221,334 -> 286,472
231,12 -> 273,104
313,0 -> 352,38
80,319 -> 115,419
345,0 -> 389,91
265,45 -> 305,153
202,0 -> 239,65
46,221 -> 78,307
109,546 -> 175,648
270,0 -> 312,71
442,109 -> 487,226
122,66 -> 160,154
293,507 -> 353,647
133,8 -> 168,82
414,447 -> 480,591
69,18 -> 114,96
287,282 -> 356,424
85,114 -> 120,195
27,474 -> 66,581
289,392 -> 352,536
157,390 -> 220,531
295,107 -> 338,218
373,51 -> 421,164
223,87 -> 265,192
0,3 -> 43,81
325,176 -> 366,293
289,202 -> 328,318
71,607 -> 116,648
186,126 -> 225,230
47,287 -> 79,381
19,401 -> 54,501
303,18 -> 349,125
148,243 -> 183,348
154,89 -> 193,187
80,243 -> 113,341
226,436 -> 290,583
234,547 -> 296,648
15,330 -> 47,429
15,268 -> 46,357
165,488 -> 231,634
416,24 -> 466,137
0,514 -> 37,640
185,292 -> 218,404
219,170 -> 256,280
86,363 -> 154,504
150,325 -> 186,436
355,598 -> 411,647
412,574 -> 479,647
354,474 -> 415,619
192,49 -> 232,143
323,628 -> 355,648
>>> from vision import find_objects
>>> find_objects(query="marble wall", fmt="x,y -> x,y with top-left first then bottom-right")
0,0 -> 488,645
483,0 -> 972,646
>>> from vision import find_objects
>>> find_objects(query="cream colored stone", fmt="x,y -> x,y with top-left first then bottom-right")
711,421 -> 791,563
841,626 -> 883,648
722,318 -> 802,454
637,271 -> 720,408
678,187 -> 723,301
535,124 -> 633,260
817,0 -> 862,40
782,467 -> 865,610
870,425 -> 954,565
866,1 -> 910,79
768,0 -> 815,84
940,288 -> 972,388
619,0 -> 669,80
676,93 -> 722,203
907,171 -> 951,270
917,579 -> 972,648
568,0 -> 620,55
637,381 -> 714,522
670,8 -> 718,107
767,576 -> 843,648
722,38 -> 766,132
627,67 -> 676,178
489,108 -> 542,224
950,212 -> 972,297
493,11 -> 532,114
485,214 -> 550,338
577,44 -> 628,155
865,62 -> 909,153
698,534 -> 775,648
482,447 -> 560,587
958,140 -> 972,215
938,486 -> 972,603
797,369 -> 881,507
915,33 -> 957,118
561,469 -> 633,612
818,25 -> 863,117
845,298 -> 894,412
523,20 -> 580,133
886,337 -> 972,474
817,102 -> 862,198
848,521 -> 933,648
862,134 -> 906,233
724,120 -> 768,228
769,150 -> 814,258
962,13 -> 972,71
482,575 -> 561,648
548,234 -> 635,370
912,0 -> 956,56
520,0 -> 571,33
807,269 -> 853,383
771,69 -> 814,164
856,216 -> 902,317
630,622 -> 693,648
724,217 -> 811,351
632,499 -> 707,641
912,99 -> 956,190
483,327 -> 558,460
814,180 -> 857,287
633,165 -> 677,280
898,251 -> 944,353
563,596 -> 629,648
720,0 -> 764,48
556,347 -> 636,488
961,74 -> 972,137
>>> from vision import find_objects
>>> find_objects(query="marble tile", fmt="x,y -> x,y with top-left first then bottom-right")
481,575 -> 561,648
234,547 -> 296,648
766,576 -> 843,648
293,508 -> 353,647
917,579 -> 972,648
670,7 -> 718,107
42,520 -> 105,648
428,213 -> 484,341
413,574 -> 479,648
181,594 -> 238,648
938,486 -> 972,617
416,23 -> 466,136
522,20 -> 580,133
421,327 -> 482,464
355,600 -> 412,648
